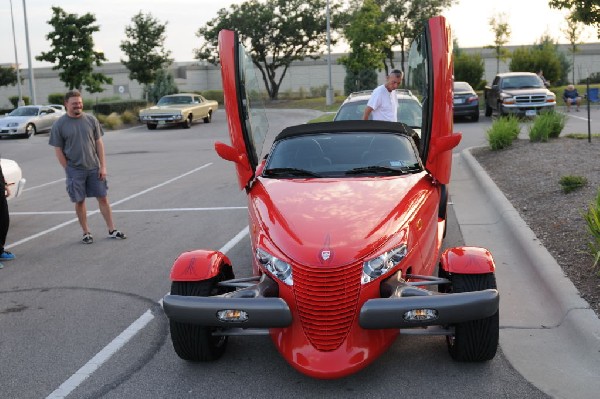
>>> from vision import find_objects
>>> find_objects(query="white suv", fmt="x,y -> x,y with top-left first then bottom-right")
333,89 -> 423,128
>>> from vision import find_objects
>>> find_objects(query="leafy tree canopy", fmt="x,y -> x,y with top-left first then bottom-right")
120,12 -> 172,89
342,0 -> 455,75
549,0 -> 600,38
36,7 -> 112,93
195,0 -> 336,100
0,66 -> 18,87
147,69 -> 179,103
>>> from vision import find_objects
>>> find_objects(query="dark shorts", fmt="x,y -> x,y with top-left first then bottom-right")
65,166 -> 108,203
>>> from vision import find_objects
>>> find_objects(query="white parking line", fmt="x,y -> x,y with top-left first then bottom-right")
5,163 -> 213,251
23,178 -> 66,191
45,226 -> 250,399
11,207 -> 247,216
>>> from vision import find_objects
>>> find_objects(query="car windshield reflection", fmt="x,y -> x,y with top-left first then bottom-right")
264,132 -> 421,178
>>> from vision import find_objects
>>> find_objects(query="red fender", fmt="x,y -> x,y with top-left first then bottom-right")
169,249 -> 232,282
439,246 -> 496,274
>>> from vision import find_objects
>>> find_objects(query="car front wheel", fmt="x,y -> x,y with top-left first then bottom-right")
181,115 -> 192,129
445,272 -> 499,361
169,278 -> 229,361
203,111 -> 212,123
24,123 -> 36,138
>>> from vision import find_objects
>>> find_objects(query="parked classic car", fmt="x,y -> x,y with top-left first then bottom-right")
162,17 -> 499,379
138,93 -> 218,130
0,105 -> 63,139
0,158 -> 26,200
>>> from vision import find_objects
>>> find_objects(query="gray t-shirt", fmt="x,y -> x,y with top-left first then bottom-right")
49,113 -> 104,170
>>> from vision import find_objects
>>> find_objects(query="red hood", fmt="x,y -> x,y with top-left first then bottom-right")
250,174 -> 429,266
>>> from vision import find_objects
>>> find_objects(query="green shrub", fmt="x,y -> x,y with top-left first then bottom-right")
486,115 -> 520,150
529,111 -> 566,141
92,100 -> 148,115
583,189 -> 600,272
48,93 -> 65,104
100,112 -> 123,130
120,110 -> 138,124
9,96 -> 30,106
559,175 -> 588,193
200,90 -> 224,104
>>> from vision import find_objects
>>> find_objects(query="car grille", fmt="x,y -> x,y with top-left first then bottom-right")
515,94 -> 547,104
144,115 -> 179,121
293,261 -> 362,351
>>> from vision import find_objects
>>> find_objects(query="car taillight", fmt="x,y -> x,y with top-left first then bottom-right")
466,95 -> 479,104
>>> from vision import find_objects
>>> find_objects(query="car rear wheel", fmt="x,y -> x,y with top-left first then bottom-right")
181,115 -> 192,129
203,111 -> 212,123
24,123 -> 36,138
147,123 -> 157,130
471,112 -> 479,122
446,272 -> 499,361
169,277 -> 229,361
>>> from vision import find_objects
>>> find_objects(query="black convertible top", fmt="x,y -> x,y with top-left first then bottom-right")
274,120 -> 411,142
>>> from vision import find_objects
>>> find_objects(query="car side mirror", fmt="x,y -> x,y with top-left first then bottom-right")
428,132 -> 462,161
215,141 -> 248,164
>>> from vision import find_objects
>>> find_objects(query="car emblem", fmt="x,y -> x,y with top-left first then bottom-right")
321,251 -> 331,261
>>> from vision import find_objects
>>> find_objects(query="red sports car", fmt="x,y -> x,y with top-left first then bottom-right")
163,16 -> 499,379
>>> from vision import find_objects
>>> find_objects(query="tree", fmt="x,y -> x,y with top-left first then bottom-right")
0,66 -> 19,87
120,12 -> 172,99
549,0 -> 600,38
562,11 -> 587,84
339,0 -> 388,93
453,51 -> 485,90
341,0 -> 455,76
508,35 -> 568,86
147,69 -> 178,103
487,13 -> 512,74
36,7 -> 112,93
195,0 -> 335,100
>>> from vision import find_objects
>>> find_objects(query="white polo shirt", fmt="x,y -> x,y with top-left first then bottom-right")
367,85 -> 398,122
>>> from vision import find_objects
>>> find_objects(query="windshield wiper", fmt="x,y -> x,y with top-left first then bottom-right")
346,165 -> 420,175
263,168 -> 321,177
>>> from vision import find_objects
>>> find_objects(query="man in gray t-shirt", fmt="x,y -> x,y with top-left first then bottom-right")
49,90 -> 126,244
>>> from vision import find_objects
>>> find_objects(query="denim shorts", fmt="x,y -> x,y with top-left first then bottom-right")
65,166 -> 108,203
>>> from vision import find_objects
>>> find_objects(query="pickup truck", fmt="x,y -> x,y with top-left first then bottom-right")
139,93 -> 218,130
484,72 -> 555,117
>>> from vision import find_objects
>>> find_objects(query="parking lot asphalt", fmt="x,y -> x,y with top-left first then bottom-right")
451,146 -> 600,399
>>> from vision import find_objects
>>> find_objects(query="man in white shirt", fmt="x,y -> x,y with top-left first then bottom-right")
362,70 -> 404,121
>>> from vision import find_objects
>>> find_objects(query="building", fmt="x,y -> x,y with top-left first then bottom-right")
2,42 -> 600,108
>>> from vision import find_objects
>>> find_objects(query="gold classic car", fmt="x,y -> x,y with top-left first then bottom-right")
138,93 -> 218,130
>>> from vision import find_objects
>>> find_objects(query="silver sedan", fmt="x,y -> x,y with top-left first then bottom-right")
0,105 -> 63,139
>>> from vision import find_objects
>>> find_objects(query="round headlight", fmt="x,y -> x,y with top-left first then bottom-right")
255,248 -> 293,285
362,244 -> 407,284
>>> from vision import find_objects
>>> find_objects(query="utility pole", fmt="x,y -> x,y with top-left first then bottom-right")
23,0 -> 37,104
9,0 -> 24,107
325,0 -> 334,106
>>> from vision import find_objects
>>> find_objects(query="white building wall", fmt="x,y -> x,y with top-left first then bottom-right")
2,42 -> 600,108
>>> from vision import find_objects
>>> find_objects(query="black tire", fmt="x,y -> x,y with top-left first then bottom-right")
438,184 -> 448,238
181,115 -> 192,129
169,277 -> 228,361
203,111 -> 212,123
484,103 -> 492,117
147,123 -> 157,130
471,112 -> 479,122
24,123 -> 36,138
446,273 -> 499,361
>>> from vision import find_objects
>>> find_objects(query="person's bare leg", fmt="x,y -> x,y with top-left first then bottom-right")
97,196 -> 115,232
75,200 -> 90,234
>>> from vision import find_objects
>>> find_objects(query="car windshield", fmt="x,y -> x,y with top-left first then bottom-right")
501,76 -> 544,89
9,107 -> 38,117
157,96 -> 192,105
264,132 -> 421,178
335,99 -> 422,128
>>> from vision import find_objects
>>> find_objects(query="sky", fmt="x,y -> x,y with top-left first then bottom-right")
1,0 -> 597,69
